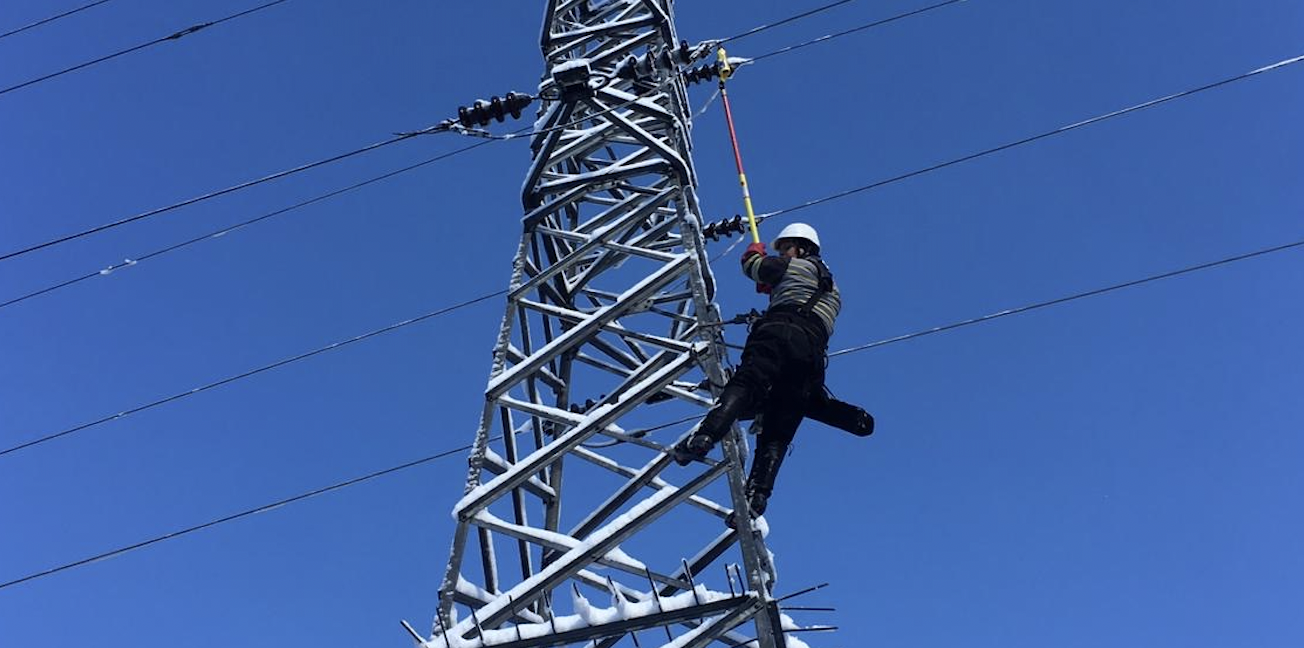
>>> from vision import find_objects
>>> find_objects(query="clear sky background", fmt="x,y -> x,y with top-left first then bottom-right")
2,1 -> 1302,646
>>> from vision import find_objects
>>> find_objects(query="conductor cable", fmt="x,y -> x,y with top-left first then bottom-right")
828,235 -> 1304,358
0,0 -> 292,97
0,138 -> 497,311
5,233 -> 1302,588
0,439 -> 485,591
0,290 -> 505,458
0,0 -> 113,41
0,120 -> 451,265
755,52 -> 1304,225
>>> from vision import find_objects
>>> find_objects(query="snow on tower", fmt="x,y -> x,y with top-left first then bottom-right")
426,2 -> 794,647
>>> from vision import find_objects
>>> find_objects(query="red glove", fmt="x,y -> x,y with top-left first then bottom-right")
741,242 -> 767,264
755,283 -> 773,294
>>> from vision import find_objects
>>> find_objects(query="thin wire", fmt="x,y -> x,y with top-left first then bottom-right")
14,49 -> 1296,455
0,122 -> 449,265
756,53 -> 1304,224
720,0 -> 862,44
6,234 -> 1301,589
0,0 -> 113,41
0,0 -> 292,97
2,95 -> 665,308
0,138 -> 496,311
0,0 -> 947,269
828,235 -> 1304,358
746,0 -> 969,63
8,21 -> 1295,459
444,92 -> 647,141
0,439 -> 487,591
0,290 -> 505,458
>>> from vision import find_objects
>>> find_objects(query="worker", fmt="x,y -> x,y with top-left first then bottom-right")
674,223 -> 873,520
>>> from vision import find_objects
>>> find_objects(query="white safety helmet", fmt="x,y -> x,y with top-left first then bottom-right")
771,222 -> 821,252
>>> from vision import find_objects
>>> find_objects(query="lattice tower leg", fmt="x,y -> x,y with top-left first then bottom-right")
428,2 -> 786,647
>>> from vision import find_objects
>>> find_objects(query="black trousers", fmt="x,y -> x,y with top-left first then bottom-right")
728,310 -> 829,447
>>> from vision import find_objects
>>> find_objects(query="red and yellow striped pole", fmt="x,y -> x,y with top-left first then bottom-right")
716,47 -> 762,245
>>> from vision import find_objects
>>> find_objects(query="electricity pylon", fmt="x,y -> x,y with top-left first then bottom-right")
425,2 -> 793,647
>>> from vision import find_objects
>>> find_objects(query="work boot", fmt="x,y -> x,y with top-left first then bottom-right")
672,383 -> 753,466
743,440 -> 788,517
671,433 -> 715,466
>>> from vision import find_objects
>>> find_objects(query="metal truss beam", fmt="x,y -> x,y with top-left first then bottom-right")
428,2 -> 789,647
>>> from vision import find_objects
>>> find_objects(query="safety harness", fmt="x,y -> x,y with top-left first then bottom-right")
797,256 -> 835,318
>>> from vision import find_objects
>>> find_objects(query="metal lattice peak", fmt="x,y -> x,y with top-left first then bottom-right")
425,2 -> 795,647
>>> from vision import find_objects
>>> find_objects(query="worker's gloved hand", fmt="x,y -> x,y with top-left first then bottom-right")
741,242 -> 767,264
755,282 -> 773,294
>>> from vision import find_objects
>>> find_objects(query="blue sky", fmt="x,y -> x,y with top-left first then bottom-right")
2,1 -> 1302,647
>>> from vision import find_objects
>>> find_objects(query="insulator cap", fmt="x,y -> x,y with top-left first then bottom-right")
682,61 -> 724,86
616,40 -> 699,82
456,91 -> 534,128
702,214 -> 748,242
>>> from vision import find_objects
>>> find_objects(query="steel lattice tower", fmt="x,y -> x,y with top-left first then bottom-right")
425,2 -> 793,647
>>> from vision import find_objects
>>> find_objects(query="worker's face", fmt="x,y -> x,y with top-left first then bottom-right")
777,240 -> 802,259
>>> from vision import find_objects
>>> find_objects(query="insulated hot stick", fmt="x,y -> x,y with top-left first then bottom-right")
717,47 -> 772,295
716,47 -> 761,246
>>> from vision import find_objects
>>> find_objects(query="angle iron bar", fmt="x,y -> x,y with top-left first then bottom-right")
464,347 -> 702,518
498,406 -> 540,583
470,511 -> 656,579
567,449 -> 675,540
570,445 -> 729,516
671,597 -> 768,648
469,460 -> 730,632
505,345 -> 567,392
573,182 -> 674,235
557,22 -> 659,72
514,300 -> 697,354
523,102 -> 578,206
478,453 -> 558,502
486,254 -> 691,398
477,525 -> 499,597
591,96 -> 681,153
522,183 -> 594,232
473,596 -> 753,648
548,15 -> 659,48
535,158 -> 671,196
513,189 -> 677,298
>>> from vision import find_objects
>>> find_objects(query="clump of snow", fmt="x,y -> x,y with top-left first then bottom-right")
425,585 -> 741,648
552,57 -> 591,74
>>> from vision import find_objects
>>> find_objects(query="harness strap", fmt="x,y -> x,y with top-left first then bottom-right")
798,256 -> 834,317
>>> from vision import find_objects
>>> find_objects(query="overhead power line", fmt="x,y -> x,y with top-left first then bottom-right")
7,231 -> 1302,590
0,440 -> 480,591
746,0 -> 968,63
755,52 -> 1304,225
720,0 -> 862,44
0,0 -> 113,41
0,291 -> 505,458
0,123 -> 448,265
0,138 -> 497,311
8,49 -> 1299,457
828,235 -> 1304,357
0,0 -> 956,272
0,94 -> 666,309
0,0 -> 292,97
